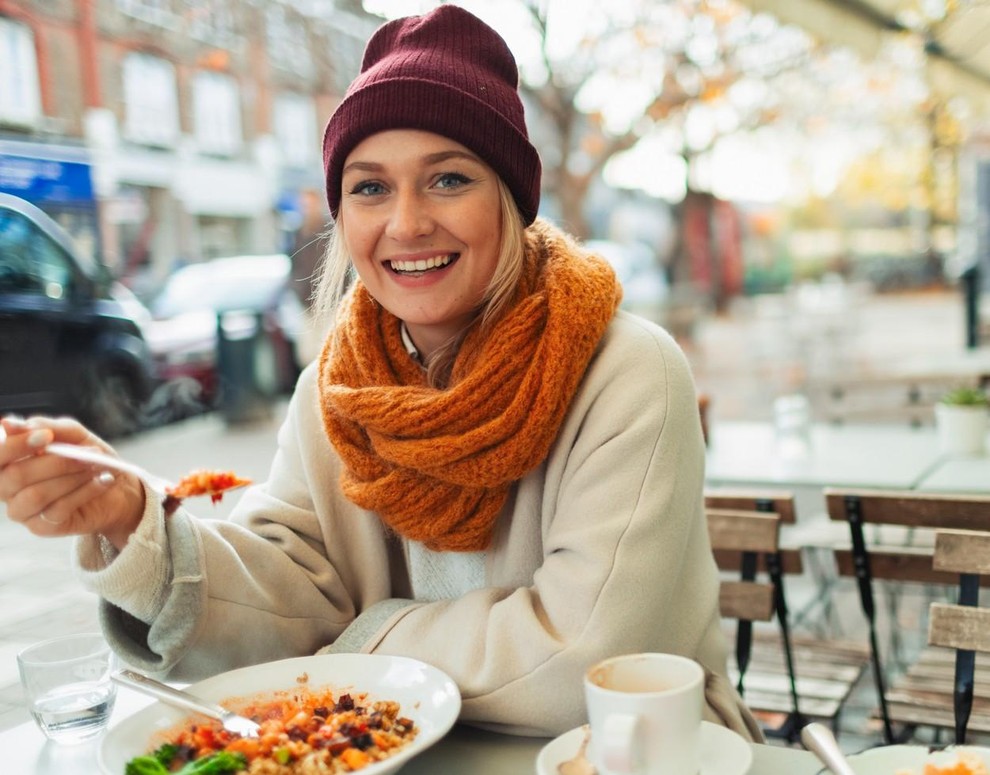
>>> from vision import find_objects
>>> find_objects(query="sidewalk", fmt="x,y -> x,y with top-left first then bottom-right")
0,401 -> 288,731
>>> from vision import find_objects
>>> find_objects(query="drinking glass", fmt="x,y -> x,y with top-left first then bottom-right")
17,632 -> 118,743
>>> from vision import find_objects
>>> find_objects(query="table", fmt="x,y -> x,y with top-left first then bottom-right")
917,454 -> 990,493
705,420 -> 942,490
0,689 -> 821,774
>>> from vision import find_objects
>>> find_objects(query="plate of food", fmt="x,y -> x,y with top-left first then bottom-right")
98,653 -> 461,775
821,744 -> 990,774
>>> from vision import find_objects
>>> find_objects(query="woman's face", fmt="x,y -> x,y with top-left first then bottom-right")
339,129 -> 503,358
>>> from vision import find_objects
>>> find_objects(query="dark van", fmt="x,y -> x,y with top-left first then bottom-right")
0,193 -> 155,438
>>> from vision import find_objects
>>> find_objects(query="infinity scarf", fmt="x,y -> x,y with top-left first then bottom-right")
318,220 -> 622,551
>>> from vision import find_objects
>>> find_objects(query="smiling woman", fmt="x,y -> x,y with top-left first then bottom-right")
0,4 -> 759,744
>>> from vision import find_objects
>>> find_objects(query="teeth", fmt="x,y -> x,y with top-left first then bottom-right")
389,254 -> 454,273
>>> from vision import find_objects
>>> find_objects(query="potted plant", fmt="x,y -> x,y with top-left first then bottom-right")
935,386 -> 990,456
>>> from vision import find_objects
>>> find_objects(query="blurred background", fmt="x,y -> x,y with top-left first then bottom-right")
2,0 -> 990,432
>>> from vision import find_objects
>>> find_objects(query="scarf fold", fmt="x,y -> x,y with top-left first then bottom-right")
318,219 -> 622,551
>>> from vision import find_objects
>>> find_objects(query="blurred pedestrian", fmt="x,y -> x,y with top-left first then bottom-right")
0,5 -> 758,739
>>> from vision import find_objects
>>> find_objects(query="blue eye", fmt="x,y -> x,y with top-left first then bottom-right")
435,172 -> 471,190
350,180 -> 386,196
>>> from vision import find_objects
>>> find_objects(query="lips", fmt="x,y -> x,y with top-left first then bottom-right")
387,253 -> 459,275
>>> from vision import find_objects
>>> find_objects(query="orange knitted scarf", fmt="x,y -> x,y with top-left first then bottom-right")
318,220 -> 622,551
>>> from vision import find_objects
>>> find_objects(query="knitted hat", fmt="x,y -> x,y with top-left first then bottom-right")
322,5 -> 542,224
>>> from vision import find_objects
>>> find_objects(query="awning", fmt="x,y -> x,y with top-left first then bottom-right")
739,0 -> 990,116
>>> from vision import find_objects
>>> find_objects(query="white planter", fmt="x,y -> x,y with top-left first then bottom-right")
935,403 -> 989,456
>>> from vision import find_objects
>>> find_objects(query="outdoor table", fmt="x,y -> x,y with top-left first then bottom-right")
916,453 -> 990,493
0,687 -> 822,774
705,420 -> 942,490
704,420 -> 944,520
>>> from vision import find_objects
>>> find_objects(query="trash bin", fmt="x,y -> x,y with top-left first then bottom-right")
216,310 -> 278,424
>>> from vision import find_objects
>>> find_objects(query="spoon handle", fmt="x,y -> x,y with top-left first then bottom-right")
801,722 -> 857,775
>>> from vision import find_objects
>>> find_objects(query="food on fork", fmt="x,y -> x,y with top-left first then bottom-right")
124,683 -> 418,774
163,470 -> 252,514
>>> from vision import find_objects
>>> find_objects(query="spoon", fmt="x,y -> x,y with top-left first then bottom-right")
801,722 -> 857,775
113,669 -> 261,739
558,725 -> 596,775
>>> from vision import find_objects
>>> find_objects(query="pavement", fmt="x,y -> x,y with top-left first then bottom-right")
0,284 -> 986,752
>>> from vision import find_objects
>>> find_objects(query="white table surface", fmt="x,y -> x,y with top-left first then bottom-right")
705,420 -> 941,490
1,689 -> 821,774
916,453 -> 990,493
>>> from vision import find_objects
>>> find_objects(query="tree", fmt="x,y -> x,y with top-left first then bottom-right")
511,0 -> 812,240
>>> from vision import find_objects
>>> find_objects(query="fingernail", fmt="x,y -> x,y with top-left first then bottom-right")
2,415 -> 25,427
96,471 -> 115,486
27,429 -> 51,448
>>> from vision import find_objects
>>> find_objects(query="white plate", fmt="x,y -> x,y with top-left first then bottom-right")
99,653 -> 461,775
536,720 -> 753,775
830,743 -> 990,774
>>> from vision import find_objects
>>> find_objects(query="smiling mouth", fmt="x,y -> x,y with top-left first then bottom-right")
387,253 -> 459,276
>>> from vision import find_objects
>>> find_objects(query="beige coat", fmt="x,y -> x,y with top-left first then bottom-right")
75,310 -> 760,740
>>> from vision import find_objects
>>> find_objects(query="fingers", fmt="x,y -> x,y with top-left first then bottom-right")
0,415 -> 105,467
0,414 -> 121,537
18,470 -> 119,536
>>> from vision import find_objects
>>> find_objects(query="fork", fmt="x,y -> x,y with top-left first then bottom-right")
44,442 -> 173,493
112,669 -> 261,739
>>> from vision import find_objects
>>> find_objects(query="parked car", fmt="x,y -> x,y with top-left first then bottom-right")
583,239 -> 669,324
0,193 -> 156,438
144,254 -> 304,418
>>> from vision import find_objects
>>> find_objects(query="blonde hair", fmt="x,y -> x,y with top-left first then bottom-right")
312,178 -> 527,388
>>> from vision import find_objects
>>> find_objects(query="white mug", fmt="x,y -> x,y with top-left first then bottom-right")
584,652 -> 704,775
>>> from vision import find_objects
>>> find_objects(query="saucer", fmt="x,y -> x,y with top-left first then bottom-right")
536,720 -> 753,775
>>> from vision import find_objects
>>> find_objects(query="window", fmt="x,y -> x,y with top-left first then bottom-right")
123,53 -> 180,147
273,93 -> 317,168
265,5 -> 313,80
192,71 -> 242,156
0,17 -> 42,128
0,207 -> 74,299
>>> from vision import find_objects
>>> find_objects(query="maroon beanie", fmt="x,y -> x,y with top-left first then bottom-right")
322,5 -> 542,225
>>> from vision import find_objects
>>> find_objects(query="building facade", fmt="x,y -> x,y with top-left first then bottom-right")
0,0 -> 377,296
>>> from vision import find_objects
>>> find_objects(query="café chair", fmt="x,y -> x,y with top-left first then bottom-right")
927,528 -> 990,745
825,488 -> 990,745
705,489 -> 868,743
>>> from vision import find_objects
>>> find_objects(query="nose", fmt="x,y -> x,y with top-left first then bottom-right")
385,189 -> 434,241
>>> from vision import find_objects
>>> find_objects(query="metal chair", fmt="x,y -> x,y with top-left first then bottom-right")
706,489 -> 867,742
825,488 -> 990,744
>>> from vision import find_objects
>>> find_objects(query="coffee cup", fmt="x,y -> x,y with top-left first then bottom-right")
584,652 -> 704,775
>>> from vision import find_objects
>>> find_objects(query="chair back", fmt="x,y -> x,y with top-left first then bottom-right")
928,528 -> 990,744
825,488 -> 990,743
705,489 -> 805,740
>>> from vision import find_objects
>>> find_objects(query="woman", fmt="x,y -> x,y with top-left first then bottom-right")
0,5 -> 759,739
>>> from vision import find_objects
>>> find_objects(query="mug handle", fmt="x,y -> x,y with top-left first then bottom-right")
602,713 -> 642,773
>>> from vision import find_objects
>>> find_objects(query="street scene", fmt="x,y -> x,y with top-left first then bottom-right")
3,0 -> 990,773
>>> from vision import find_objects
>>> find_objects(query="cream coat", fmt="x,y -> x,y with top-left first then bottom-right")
74,310 -> 760,740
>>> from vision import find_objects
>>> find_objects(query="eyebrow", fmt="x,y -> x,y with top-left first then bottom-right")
342,149 -> 482,176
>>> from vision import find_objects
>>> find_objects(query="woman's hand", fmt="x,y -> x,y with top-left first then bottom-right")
0,415 -> 145,549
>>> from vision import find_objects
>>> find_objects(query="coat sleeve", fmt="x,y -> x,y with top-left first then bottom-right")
88,366 -> 399,680
332,315 -> 759,738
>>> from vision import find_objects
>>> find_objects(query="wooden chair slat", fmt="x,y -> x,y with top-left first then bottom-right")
713,548 -> 804,575
705,489 -> 797,523
719,581 -> 775,622
934,529 -> 990,575
928,603 -> 990,653
707,509 -> 780,553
